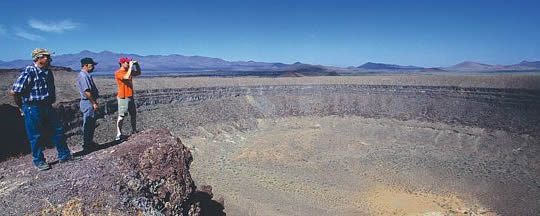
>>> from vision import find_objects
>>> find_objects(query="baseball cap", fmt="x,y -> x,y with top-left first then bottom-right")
32,48 -> 54,59
81,57 -> 98,66
119,57 -> 132,63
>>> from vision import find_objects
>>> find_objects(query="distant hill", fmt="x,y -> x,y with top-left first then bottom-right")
279,63 -> 338,77
446,60 -> 540,72
0,59 -> 33,69
0,51 -> 342,77
446,61 -> 501,71
357,62 -> 423,71
1,51 -> 539,74
420,67 -> 447,72
0,50 -> 293,73
0,66 -> 75,74
510,60 -> 540,69
357,60 -> 540,73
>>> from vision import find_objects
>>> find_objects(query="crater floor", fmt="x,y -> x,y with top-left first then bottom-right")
185,116 -> 537,215
64,79 -> 539,216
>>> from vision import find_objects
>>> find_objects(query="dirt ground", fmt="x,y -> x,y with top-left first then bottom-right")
184,116 -> 536,215
1,73 -> 539,215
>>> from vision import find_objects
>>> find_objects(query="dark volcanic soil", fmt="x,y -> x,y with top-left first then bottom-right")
1,74 -> 540,215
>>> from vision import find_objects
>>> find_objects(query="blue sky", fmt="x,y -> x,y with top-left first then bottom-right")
1,0 -> 539,67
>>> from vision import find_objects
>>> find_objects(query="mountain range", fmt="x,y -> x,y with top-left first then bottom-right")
357,62 -> 423,70
0,50 -> 539,74
443,61 -> 535,72
355,61 -> 540,72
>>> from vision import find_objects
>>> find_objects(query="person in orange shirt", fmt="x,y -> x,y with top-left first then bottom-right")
115,57 -> 141,141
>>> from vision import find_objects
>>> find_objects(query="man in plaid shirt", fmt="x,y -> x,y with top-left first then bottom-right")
9,48 -> 72,171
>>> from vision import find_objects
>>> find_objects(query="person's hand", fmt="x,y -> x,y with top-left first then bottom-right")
93,103 -> 99,111
129,61 -> 135,66
18,107 -> 24,117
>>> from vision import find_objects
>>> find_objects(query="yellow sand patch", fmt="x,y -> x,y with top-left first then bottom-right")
37,197 -> 83,216
365,185 -> 497,216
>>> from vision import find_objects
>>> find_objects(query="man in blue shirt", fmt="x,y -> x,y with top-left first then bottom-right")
9,48 -> 72,171
77,57 -> 100,152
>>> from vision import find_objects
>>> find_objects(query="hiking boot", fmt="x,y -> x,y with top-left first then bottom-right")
36,162 -> 51,171
115,134 -> 124,141
83,141 -> 99,152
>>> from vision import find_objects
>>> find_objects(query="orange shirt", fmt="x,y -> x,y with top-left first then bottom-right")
115,69 -> 134,98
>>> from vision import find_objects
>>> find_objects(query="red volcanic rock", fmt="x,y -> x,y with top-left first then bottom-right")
112,129 -> 223,215
0,127 -> 224,215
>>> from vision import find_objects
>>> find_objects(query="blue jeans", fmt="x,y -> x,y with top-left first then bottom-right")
80,100 -> 96,146
22,103 -> 71,166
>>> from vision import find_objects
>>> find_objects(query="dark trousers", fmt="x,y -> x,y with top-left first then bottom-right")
22,103 -> 71,166
80,99 -> 96,146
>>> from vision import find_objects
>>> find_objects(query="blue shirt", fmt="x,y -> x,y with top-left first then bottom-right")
77,70 -> 99,100
11,63 -> 56,104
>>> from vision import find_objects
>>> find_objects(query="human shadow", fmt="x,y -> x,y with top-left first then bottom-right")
192,185 -> 226,216
72,137 -> 127,157
46,135 -> 129,165
0,104 -> 30,162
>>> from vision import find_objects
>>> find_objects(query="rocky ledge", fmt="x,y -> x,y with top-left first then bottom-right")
0,128 -> 225,215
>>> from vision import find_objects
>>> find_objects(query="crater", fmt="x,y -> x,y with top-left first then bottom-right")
77,83 -> 538,215
2,75 -> 540,215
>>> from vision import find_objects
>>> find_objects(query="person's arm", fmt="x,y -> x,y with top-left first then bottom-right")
9,91 -> 23,116
84,90 -> 99,111
122,61 -> 134,80
10,68 -> 30,116
78,74 -> 99,111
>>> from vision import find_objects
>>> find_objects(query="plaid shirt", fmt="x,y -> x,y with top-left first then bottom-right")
11,63 -> 56,103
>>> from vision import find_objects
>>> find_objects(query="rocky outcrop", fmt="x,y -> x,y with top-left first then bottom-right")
112,129 -> 216,215
0,128 -> 225,215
